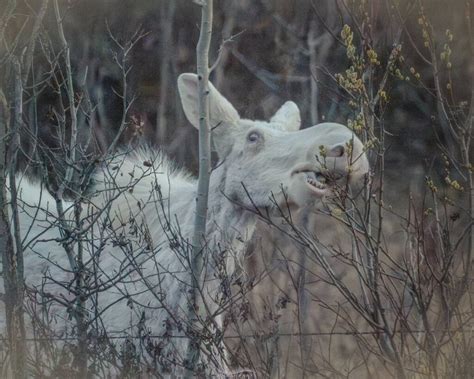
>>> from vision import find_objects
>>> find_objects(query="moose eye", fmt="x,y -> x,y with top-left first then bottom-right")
247,131 -> 262,143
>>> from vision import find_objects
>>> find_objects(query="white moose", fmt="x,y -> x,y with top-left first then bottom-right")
2,73 -> 369,375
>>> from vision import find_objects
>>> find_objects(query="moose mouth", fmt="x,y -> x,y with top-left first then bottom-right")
292,166 -> 346,196
298,170 -> 330,195
305,171 -> 329,190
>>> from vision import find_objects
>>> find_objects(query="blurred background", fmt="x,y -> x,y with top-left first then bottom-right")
2,0 -> 471,197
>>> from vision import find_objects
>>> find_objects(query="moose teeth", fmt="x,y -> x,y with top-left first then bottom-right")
306,176 -> 327,189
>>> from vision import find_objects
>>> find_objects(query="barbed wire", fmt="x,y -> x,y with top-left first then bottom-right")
0,327 -> 471,343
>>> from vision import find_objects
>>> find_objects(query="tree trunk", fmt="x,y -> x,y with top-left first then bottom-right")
1,60 -> 27,379
186,0 -> 213,376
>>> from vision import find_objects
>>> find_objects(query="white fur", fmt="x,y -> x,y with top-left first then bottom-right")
1,74 -> 369,375
270,101 -> 301,131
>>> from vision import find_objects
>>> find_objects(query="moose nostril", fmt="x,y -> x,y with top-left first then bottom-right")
327,144 -> 345,158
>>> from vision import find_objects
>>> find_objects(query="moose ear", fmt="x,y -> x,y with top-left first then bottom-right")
178,73 -> 240,130
269,101 -> 301,132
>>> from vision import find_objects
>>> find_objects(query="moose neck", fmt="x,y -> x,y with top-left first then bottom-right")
203,167 -> 259,260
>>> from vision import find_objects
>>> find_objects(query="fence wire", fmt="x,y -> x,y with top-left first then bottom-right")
0,327 -> 471,343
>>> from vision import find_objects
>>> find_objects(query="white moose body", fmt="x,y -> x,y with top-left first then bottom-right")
1,73 -> 369,374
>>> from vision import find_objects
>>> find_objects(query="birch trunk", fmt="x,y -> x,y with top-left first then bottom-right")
185,0 -> 213,375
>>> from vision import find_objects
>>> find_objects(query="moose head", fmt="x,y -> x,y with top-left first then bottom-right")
178,73 -> 369,211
